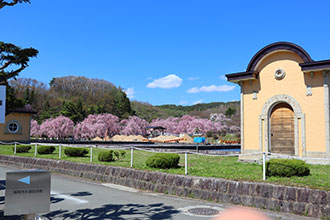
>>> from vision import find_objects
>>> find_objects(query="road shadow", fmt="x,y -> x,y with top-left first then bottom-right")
0,180 -> 6,206
0,180 -> 6,191
0,211 -> 20,220
70,191 -> 92,197
43,203 -> 180,220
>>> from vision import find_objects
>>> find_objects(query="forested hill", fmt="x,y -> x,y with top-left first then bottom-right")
9,76 -> 240,126
131,101 -> 240,126
9,76 -> 133,123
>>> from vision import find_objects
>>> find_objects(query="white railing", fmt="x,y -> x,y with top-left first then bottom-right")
1,141 -> 329,180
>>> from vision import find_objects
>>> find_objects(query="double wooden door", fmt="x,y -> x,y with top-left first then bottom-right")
270,103 -> 295,155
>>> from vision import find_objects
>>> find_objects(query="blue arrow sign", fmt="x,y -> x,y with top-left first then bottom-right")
18,176 -> 30,185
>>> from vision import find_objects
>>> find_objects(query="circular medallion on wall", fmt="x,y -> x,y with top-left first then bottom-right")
274,68 -> 286,80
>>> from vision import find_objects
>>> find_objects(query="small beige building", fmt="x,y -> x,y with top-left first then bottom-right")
0,105 -> 36,142
226,42 -> 330,159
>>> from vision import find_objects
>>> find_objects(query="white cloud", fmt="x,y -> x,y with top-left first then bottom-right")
193,99 -> 203,105
147,74 -> 183,89
188,76 -> 200,81
187,84 -> 235,93
124,87 -> 135,99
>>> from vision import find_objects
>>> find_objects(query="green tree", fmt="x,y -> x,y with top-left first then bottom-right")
113,89 -> 133,119
5,84 -> 24,114
1,1 -> 38,112
38,100 -> 59,123
0,42 -> 38,83
225,107 -> 236,117
60,101 -> 86,123
23,87 -> 34,104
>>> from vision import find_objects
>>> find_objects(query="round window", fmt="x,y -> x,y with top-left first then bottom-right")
8,122 -> 19,133
274,68 -> 286,80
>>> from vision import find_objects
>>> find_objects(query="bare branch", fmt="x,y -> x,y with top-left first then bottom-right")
0,64 -> 26,82
0,0 -> 30,9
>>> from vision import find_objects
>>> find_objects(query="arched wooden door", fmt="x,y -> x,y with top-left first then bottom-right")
270,103 -> 295,155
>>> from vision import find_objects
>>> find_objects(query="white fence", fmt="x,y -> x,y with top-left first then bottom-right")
1,141 -> 329,180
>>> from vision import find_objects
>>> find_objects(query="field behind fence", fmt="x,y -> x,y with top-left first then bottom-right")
0,141 -> 329,191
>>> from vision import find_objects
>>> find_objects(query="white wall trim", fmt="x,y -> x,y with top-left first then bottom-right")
240,82 -> 244,154
323,70 -> 330,158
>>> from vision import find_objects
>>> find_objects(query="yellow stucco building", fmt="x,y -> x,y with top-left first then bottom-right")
0,105 -> 36,142
226,42 -> 330,160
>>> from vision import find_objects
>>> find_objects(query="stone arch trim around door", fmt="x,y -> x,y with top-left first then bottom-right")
259,94 -> 306,156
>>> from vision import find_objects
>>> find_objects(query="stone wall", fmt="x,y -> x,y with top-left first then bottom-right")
0,155 -> 328,219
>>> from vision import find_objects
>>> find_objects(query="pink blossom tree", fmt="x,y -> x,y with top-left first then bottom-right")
149,115 -> 229,135
30,119 -> 41,137
149,117 -> 179,134
74,113 -> 120,140
120,116 -> 149,135
39,116 -> 74,139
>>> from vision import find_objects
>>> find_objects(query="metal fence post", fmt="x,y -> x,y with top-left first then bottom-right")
185,152 -> 188,175
130,147 -> 133,167
14,142 -> 16,155
59,144 -> 62,159
263,152 -> 266,181
90,146 -> 93,163
34,144 -> 37,157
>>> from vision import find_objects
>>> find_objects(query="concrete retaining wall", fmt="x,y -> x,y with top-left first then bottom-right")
0,155 -> 328,219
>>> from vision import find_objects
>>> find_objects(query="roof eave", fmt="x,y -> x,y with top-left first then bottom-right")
300,60 -> 330,72
225,71 -> 258,83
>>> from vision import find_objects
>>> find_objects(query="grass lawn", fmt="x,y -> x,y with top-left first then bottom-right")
0,144 -> 329,191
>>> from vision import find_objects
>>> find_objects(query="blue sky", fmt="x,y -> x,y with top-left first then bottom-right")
1,0 -> 330,105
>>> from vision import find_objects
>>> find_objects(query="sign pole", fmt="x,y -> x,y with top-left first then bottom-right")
23,213 -> 36,220
14,143 -> 16,155
59,144 -> 62,159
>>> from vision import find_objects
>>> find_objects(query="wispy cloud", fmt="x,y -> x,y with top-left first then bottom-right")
179,100 -> 188,105
124,87 -> 135,99
188,76 -> 200,81
187,84 -> 235,93
219,75 -> 227,81
193,99 -> 203,105
147,74 -> 183,89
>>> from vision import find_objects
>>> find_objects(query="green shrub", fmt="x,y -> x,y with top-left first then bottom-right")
113,150 -> 119,159
266,158 -> 310,177
98,150 -> 115,162
98,150 -> 126,162
146,153 -> 180,169
37,146 -> 56,154
119,150 -> 126,158
64,147 -> 89,157
13,145 -> 31,153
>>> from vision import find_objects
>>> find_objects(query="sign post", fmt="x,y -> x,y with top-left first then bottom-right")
4,170 -> 51,217
0,85 -> 6,124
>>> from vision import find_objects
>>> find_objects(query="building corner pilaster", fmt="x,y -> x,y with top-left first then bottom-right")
323,70 -> 330,158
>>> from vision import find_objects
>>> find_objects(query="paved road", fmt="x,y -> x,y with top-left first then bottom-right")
0,165 -> 315,220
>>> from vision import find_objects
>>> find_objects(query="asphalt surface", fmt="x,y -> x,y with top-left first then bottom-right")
0,165 -> 316,220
